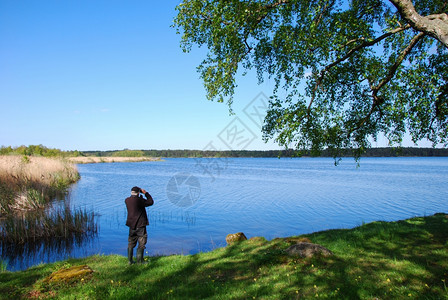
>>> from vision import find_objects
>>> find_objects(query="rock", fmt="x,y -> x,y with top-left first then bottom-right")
44,265 -> 94,283
285,242 -> 333,258
285,237 -> 312,244
226,232 -> 247,245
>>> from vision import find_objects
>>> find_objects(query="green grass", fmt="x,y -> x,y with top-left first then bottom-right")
1,214 -> 447,299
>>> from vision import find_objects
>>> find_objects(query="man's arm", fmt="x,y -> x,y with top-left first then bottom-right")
140,188 -> 154,206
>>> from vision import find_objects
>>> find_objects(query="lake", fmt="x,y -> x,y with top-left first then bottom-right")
2,157 -> 448,271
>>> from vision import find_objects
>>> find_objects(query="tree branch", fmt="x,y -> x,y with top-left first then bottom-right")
353,32 -> 426,133
372,32 -> 425,99
313,0 -> 335,28
308,24 -> 411,112
241,1 -> 292,62
265,0 -> 289,10
389,0 -> 448,48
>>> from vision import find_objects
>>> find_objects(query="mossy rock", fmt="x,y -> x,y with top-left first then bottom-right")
285,237 -> 312,244
226,232 -> 247,245
285,242 -> 333,258
44,265 -> 93,283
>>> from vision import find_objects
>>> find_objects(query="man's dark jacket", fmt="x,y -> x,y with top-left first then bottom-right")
125,192 -> 154,229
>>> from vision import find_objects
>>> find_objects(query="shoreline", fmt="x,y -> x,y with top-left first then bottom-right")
66,156 -> 161,164
1,213 -> 447,298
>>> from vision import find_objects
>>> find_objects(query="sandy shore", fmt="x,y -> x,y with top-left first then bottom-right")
67,156 -> 161,164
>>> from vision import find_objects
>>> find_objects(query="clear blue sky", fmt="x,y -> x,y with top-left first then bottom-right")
0,0 -> 430,151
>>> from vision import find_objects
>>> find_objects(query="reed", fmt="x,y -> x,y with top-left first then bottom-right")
0,260 -> 6,272
0,155 -> 96,264
0,206 -> 97,245
0,155 -> 80,215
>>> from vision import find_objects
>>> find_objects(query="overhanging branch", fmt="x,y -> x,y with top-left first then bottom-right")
352,32 -> 426,134
372,32 -> 426,99
308,24 -> 411,111
389,0 -> 448,48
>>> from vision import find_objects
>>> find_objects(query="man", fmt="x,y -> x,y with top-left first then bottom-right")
125,186 -> 154,264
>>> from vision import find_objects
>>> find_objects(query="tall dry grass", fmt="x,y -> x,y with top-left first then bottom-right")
0,156 -> 97,249
0,155 -> 80,215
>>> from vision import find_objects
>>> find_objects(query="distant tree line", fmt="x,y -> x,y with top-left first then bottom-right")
2,145 -> 447,158
83,147 -> 448,158
0,145 -> 83,157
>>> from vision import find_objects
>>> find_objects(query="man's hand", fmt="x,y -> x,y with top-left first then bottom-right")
140,188 -> 147,194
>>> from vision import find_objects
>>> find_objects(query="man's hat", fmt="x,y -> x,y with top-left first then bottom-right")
131,186 -> 141,193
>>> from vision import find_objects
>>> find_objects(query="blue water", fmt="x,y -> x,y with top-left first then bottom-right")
3,157 -> 448,270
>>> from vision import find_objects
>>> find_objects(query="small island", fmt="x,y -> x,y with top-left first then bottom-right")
67,156 -> 161,164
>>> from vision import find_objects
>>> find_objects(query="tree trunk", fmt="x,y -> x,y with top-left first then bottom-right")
389,0 -> 448,48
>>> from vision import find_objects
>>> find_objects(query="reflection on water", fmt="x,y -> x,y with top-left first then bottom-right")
2,157 -> 448,271
1,232 -> 97,271
150,210 -> 196,227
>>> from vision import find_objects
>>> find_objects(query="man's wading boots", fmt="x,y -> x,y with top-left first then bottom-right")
128,248 -> 134,265
136,248 -> 147,264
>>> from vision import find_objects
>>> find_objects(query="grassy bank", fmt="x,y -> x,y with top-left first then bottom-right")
0,214 -> 447,299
